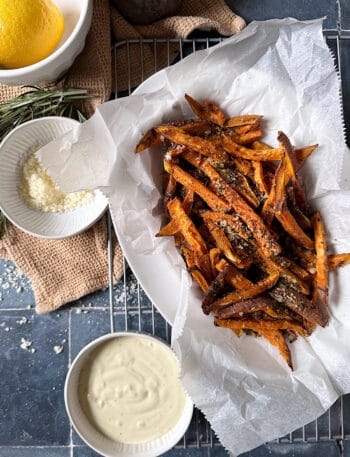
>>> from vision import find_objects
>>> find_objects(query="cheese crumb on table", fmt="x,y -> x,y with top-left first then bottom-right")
20,149 -> 93,213
53,345 -> 63,354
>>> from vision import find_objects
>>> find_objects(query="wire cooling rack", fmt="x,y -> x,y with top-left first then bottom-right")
107,30 -> 350,454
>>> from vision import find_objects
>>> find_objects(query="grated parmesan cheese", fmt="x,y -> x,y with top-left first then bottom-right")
20,149 -> 93,213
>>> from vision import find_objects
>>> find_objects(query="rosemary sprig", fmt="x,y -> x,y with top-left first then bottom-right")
0,212 -> 5,238
0,86 -> 94,239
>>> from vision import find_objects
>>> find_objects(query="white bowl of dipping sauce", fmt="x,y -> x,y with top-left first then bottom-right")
65,332 -> 193,457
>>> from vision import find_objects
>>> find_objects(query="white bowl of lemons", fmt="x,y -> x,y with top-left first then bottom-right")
0,0 -> 93,85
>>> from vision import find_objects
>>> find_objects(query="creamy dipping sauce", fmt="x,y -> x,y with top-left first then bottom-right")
78,336 -> 187,444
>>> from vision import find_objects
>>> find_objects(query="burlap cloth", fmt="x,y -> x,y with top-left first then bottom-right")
0,0 -> 245,313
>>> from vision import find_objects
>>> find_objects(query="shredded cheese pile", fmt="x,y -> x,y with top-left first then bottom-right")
20,149 -> 93,213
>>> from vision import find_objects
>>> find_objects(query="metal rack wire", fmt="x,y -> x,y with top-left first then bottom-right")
107,30 -> 350,454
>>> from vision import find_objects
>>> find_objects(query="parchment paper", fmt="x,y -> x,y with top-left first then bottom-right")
37,18 -> 350,455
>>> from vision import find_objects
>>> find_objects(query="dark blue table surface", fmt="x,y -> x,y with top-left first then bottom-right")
1,1 -> 350,456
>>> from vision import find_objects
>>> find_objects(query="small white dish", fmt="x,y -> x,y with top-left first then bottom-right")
65,332 -> 194,457
0,117 -> 108,239
0,0 -> 93,85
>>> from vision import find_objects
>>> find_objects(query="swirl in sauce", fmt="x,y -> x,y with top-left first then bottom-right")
78,336 -> 186,444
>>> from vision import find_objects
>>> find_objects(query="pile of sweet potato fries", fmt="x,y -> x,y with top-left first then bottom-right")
136,94 -> 350,369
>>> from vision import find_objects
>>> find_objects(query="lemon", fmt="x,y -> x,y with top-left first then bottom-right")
0,0 -> 65,69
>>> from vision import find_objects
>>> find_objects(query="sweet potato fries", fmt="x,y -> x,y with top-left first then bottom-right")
136,94 -> 350,369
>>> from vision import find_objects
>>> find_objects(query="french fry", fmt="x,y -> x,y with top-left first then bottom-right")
256,329 -> 292,369
275,199 -> 314,250
328,253 -> 350,271
312,212 -> 328,308
164,161 -> 230,212
137,94 -> 349,370
167,198 -> 207,256
233,157 -> 254,176
228,129 -> 263,145
202,269 -> 228,314
182,247 -> 209,293
225,114 -> 263,128
180,152 -> 280,256
210,270 -> 280,311
183,149 -> 259,208
136,119 -> 213,153
216,259 -> 253,290
201,212 -> 252,244
252,161 -> 269,196
204,218 -> 251,268
216,296 -> 295,320
221,132 -> 282,161
270,256 -> 310,295
235,123 -> 260,135
214,317 -> 309,337
274,256 -> 310,281
251,140 -> 272,150
278,131 -> 309,214
157,125 -> 227,162
209,248 -> 221,275
295,144 -> 318,169
269,280 -> 329,327
185,94 -> 226,126
156,220 -> 178,237
261,160 -> 283,225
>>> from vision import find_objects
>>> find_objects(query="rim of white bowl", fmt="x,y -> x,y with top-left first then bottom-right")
64,331 -> 194,457
0,0 -> 91,76
0,116 -> 109,240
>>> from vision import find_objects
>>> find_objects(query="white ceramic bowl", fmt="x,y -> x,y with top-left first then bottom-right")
65,332 -> 194,457
0,117 -> 108,239
0,0 -> 93,85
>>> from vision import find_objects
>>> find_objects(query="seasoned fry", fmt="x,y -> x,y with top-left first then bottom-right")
235,123 -> 260,135
228,129 -> 263,145
183,149 -> 259,208
167,198 -> 207,256
180,152 -> 280,256
256,329 -> 292,369
204,218 -> 250,268
209,248 -> 221,275
221,132 -> 282,161
312,212 -> 328,308
252,161 -> 269,196
275,199 -> 314,250
137,94 -> 350,370
261,160 -> 283,226
270,256 -> 310,295
202,269 -> 228,314
210,270 -> 280,311
269,280 -> 329,327
157,125 -> 227,162
214,317 -> 309,337
216,296 -> 295,321
295,144 -> 318,169
136,128 -> 160,153
274,256 -> 310,281
182,247 -> 209,293
233,157 -> 254,176
136,119 -> 214,153
185,94 -> 226,125
328,253 -> 350,271
163,173 -> 177,211
164,161 -> 230,212
156,219 -> 178,237
225,114 -> 263,128
216,259 -> 253,290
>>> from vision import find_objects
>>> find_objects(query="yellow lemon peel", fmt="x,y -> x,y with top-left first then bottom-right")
0,0 -> 65,69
